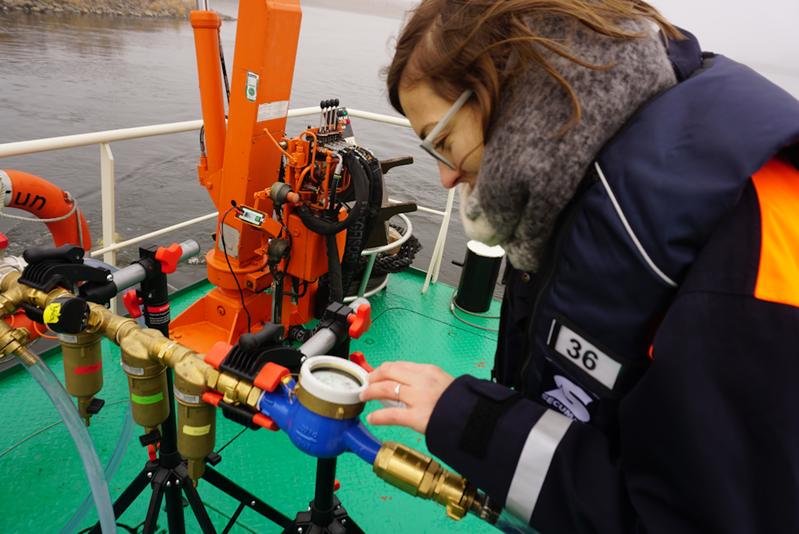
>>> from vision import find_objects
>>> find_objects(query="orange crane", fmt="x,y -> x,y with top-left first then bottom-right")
173,1 -> 383,353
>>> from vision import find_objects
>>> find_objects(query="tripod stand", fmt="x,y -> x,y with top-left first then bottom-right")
89,245 -> 362,533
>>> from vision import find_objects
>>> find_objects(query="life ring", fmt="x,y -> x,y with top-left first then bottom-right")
0,169 -> 92,341
0,169 -> 91,247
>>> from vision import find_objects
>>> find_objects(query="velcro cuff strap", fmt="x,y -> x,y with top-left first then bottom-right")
459,390 -> 522,459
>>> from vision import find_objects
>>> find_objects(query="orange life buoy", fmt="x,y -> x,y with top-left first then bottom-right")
0,169 -> 91,247
0,169 -> 93,341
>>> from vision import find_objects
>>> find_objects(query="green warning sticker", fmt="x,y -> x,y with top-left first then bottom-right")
246,71 -> 259,102
131,392 -> 164,405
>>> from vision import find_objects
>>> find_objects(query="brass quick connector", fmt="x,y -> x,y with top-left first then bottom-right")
0,319 -> 32,365
373,441 -> 481,521
204,367 -> 263,409
0,272 -> 25,318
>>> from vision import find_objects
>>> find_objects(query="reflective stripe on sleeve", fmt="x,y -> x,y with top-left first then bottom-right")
505,409 -> 573,522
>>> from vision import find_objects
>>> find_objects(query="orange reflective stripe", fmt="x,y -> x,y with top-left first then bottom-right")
752,158 -> 799,308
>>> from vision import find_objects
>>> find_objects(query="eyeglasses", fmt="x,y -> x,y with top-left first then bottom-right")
419,89 -> 473,170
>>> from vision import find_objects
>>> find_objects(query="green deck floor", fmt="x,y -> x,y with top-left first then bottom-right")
0,269 -> 501,533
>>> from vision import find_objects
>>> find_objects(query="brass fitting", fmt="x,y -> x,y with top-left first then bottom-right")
60,332 -> 103,425
174,355 -> 216,483
120,328 -> 169,429
204,367 -> 263,409
294,382 -> 364,420
0,272 -> 25,318
0,319 -> 31,365
373,442 -> 482,521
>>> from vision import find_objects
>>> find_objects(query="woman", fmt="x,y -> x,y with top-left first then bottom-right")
360,1 -> 799,532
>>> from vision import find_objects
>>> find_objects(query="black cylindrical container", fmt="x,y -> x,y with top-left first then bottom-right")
455,240 -> 505,313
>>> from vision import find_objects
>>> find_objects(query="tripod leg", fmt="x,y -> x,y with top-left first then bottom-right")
165,476 -> 187,533
181,475 -> 217,534
87,465 -> 152,534
202,464 -> 291,528
142,469 -> 169,534
221,502 -> 246,534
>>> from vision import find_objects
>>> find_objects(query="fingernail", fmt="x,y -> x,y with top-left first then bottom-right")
366,413 -> 373,424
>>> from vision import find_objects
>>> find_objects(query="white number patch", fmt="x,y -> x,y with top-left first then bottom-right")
551,321 -> 622,390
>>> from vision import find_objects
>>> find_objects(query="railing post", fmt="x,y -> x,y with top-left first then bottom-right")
100,143 -> 117,313
422,188 -> 455,294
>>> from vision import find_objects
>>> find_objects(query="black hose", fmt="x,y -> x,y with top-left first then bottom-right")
325,233 -> 343,303
296,150 -> 369,235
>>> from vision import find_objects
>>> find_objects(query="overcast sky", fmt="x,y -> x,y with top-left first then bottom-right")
393,0 -> 799,95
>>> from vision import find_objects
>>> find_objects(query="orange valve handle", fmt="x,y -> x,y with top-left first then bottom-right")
347,302 -> 372,339
155,243 -> 184,274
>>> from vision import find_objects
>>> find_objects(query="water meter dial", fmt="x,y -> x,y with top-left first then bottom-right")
295,356 -> 368,420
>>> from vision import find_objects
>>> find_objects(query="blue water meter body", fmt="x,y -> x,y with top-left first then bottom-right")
258,379 -> 382,464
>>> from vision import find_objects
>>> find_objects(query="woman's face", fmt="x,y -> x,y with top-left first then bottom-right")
399,81 -> 484,190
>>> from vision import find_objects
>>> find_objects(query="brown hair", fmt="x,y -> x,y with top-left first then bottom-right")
386,0 -> 683,135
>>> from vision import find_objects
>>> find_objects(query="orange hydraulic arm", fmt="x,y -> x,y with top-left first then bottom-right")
173,1 -> 303,352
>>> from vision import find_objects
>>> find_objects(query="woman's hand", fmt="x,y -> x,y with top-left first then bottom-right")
359,361 -> 454,434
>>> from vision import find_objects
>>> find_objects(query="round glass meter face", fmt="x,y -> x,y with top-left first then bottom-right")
311,366 -> 363,392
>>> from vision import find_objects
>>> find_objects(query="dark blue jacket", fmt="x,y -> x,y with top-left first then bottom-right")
426,33 -> 799,533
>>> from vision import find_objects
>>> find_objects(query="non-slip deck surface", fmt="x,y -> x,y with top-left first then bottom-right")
0,270 -> 501,533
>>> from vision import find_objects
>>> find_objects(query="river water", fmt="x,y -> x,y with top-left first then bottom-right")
0,1 -> 464,290
0,2 -> 797,292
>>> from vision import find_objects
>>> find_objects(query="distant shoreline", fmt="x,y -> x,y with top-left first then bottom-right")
0,0 -> 415,20
0,0 -> 194,18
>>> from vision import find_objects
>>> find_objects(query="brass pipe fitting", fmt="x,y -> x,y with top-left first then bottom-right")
0,273 -> 25,318
174,355 -> 216,483
373,441 -> 489,522
60,331 -> 103,425
204,367 -> 263,409
0,319 -> 32,365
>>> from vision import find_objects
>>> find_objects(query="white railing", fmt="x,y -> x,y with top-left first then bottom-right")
0,107 -> 454,293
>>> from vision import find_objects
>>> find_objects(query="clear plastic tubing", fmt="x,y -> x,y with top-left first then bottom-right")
60,405 -> 132,533
21,349 -> 117,533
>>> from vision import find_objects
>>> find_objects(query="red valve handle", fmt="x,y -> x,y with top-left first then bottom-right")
122,289 -> 143,318
349,351 -> 373,373
155,243 -> 183,274
347,302 -> 372,339
254,362 -> 291,393
253,413 -> 279,431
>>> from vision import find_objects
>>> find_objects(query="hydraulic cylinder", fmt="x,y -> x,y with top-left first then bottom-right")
60,332 -> 103,425
120,329 -> 169,431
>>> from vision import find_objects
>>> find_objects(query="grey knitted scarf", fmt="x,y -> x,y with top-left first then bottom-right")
460,18 -> 677,272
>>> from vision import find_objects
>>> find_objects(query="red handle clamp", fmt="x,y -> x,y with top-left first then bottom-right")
347,302 -> 372,339
122,289 -> 143,318
349,351 -> 373,373
155,243 -> 183,274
